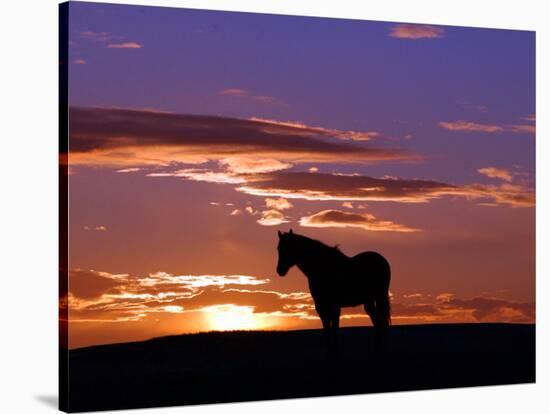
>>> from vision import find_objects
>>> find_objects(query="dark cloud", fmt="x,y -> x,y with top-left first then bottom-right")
389,294 -> 535,323
69,269 -> 126,300
237,171 -> 534,207
68,107 -> 412,166
237,171 -> 456,202
445,297 -> 535,322
391,303 -> 442,317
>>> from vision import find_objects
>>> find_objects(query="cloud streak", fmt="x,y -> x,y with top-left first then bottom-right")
439,120 -> 536,135
438,120 -> 504,133
68,107 -> 413,168
299,209 -> 420,232
80,31 -> 115,41
67,269 -> 534,330
84,225 -> 107,231
508,124 -> 536,135
249,117 -> 380,142
390,24 -> 444,40
80,31 -> 142,49
107,42 -> 143,49
236,171 -> 534,207
477,167 -> 513,182
219,89 -> 284,105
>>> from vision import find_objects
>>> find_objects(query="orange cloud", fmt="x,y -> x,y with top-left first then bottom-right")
509,124 -> 536,135
148,168 -> 247,184
83,225 -> 107,231
220,157 -> 292,174
245,206 -> 257,215
256,209 -> 289,226
438,120 -> 504,133
116,167 -> 141,173
477,167 -> 513,182
299,209 -> 420,233
107,42 -> 143,49
439,120 -> 536,135
250,117 -> 379,142
453,183 -> 535,208
73,59 -> 87,65
390,24 -> 444,39
265,198 -> 293,211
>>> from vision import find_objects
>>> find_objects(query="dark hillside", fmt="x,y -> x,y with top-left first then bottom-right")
67,323 -> 535,412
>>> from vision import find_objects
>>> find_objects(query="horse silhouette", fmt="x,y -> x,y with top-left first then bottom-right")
276,229 -> 391,353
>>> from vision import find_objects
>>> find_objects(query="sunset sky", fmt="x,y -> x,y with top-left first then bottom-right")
64,1 -> 535,349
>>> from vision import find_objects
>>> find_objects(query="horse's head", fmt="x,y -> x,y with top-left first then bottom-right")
276,229 -> 296,277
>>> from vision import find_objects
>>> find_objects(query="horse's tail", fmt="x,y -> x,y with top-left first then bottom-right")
376,263 -> 391,326
376,288 -> 391,326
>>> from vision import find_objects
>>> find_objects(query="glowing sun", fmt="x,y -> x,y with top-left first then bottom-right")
205,305 -> 262,331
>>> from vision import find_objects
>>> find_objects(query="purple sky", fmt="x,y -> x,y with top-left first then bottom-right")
65,1 -> 535,348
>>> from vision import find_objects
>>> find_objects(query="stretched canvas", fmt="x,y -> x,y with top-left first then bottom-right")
59,1 -> 536,412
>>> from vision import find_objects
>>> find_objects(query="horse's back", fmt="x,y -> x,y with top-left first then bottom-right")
324,251 -> 390,307
352,251 -> 390,269
350,251 -> 391,285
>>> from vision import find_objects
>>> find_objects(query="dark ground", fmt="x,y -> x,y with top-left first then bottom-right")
64,323 -> 535,412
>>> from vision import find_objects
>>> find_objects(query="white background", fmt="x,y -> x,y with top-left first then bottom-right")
0,0 -> 547,412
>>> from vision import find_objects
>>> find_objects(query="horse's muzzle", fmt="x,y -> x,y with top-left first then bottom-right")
276,266 -> 287,277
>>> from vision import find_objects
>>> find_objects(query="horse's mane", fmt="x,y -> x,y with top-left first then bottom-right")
292,233 -> 347,259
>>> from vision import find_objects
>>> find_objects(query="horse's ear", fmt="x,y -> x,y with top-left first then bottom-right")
278,230 -> 283,238
289,228 -> 293,234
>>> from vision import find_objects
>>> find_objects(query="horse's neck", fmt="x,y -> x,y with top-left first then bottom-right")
295,240 -> 344,279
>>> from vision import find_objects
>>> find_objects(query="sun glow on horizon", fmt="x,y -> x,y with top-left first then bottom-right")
204,304 -> 264,331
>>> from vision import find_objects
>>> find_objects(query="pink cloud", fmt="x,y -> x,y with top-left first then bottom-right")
509,124 -> 536,135
80,31 -> 114,41
390,24 -> 444,39
219,89 -> 284,105
438,120 -> 504,133
439,120 -> 536,135
107,42 -> 143,49
477,167 -> 513,182
250,117 -> 379,142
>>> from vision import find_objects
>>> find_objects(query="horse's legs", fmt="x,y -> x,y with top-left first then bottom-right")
373,301 -> 389,353
318,310 -> 332,351
329,307 -> 341,354
364,301 -> 376,326
364,302 -> 377,352
317,305 -> 341,357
